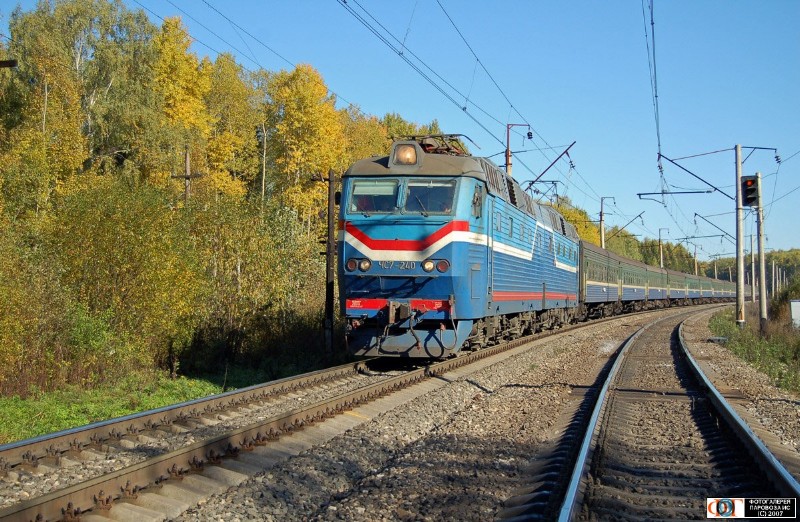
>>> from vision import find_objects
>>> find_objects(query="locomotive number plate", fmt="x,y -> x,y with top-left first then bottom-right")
378,261 -> 417,270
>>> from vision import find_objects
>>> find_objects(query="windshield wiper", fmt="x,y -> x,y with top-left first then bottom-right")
414,196 -> 429,217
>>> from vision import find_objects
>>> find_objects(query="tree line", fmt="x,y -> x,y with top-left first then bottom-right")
3,1 -> 795,398
0,0 -> 441,396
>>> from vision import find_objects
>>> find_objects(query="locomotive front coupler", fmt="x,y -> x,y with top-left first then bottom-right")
387,301 -> 412,324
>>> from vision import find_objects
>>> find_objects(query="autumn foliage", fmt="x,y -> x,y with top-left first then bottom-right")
0,1 -> 438,396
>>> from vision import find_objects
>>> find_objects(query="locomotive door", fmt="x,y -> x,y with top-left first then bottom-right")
470,184 -> 488,301
487,198 -> 494,299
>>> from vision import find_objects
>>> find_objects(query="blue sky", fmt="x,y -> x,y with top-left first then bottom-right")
3,1 -> 799,259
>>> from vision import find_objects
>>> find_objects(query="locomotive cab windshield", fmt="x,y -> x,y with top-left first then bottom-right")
347,178 -> 457,217
405,179 -> 456,215
349,179 -> 399,214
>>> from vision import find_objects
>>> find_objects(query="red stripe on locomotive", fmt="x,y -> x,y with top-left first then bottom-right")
344,220 -> 470,251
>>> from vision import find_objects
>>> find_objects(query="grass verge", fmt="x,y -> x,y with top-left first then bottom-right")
0,370 -> 222,444
709,307 -> 800,393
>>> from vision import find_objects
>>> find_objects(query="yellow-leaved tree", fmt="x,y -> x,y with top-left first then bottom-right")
1,3 -> 88,218
264,64 -> 345,222
200,52 -> 258,200
554,197 -> 601,245
340,105 -> 390,166
152,16 -> 212,192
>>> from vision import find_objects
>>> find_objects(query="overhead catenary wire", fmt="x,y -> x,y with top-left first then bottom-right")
344,0 -> 602,204
435,0 -> 526,126
338,0 -> 601,207
199,0 -> 362,109
164,0 -> 264,69
337,0 -> 504,149
641,0 -> 663,173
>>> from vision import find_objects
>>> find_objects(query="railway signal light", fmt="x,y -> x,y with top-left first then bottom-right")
741,175 -> 759,207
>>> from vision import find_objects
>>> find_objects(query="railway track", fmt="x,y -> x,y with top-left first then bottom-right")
2,313 -> 594,522
0,303 -> 748,521
500,311 -> 800,521
0,361 -> 383,521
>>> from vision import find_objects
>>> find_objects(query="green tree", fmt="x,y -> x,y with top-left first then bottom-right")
605,227 -> 643,261
0,218 -> 74,395
186,199 -> 325,373
48,176 -> 207,367
1,1 -> 88,218
75,0 -> 166,181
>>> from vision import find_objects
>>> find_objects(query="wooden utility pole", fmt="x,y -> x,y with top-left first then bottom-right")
322,169 -> 337,357
171,147 -> 202,204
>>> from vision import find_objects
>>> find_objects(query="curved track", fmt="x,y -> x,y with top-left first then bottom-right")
500,311 -> 800,521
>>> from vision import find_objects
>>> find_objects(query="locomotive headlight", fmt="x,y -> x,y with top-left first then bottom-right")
422,259 -> 435,272
436,260 -> 450,273
358,259 -> 372,272
394,144 -> 417,165
345,258 -> 358,272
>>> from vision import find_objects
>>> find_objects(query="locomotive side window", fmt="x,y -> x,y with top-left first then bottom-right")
405,179 -> 456,215
471,185 -> 482,217
350,180 -> 399,214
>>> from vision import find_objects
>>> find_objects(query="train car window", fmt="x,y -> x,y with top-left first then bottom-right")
350,180 -> 399,214
405,179 -> 456,215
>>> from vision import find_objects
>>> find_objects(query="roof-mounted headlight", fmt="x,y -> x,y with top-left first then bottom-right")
393,144 -> 417,165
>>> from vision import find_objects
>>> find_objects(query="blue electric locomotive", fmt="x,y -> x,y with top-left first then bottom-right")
338,135 -> 740,358
338,136 -> 580,357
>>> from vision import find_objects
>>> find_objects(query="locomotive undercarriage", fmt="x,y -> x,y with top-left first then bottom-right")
467,307 -> 582,350
586,297 -> 727,320
349,297 -> 732,358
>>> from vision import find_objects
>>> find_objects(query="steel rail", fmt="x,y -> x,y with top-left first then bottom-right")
556,313 -> 800,521
0,360 -> 370,470
678,323 -> 800,497
0,365 -> 425,521
556,321 -> 654,521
